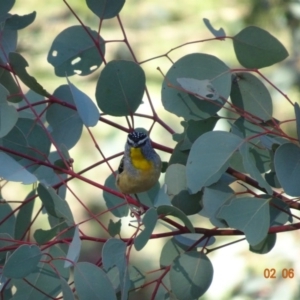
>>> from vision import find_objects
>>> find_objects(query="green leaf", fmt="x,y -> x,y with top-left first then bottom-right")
60,277 -> 75,300
186,131 -> 243,193
249,234 -> 276,254
0,152 -> 37,184
240,143 -> 273,195
0,123 -> 27,159
0,101 -> 18,138
157,205 -> 195,233
33,152 -> 67,199
74,262 -> 117,300
48,25 -> 105,76
102,238 -> 129,299
86,0 -> 125,19
165,164 -> 187,197
231,73 -> 273,121
230,117 -> 273,173
66,77 -> 99,127
0,28 -> 17,64
102,238 -> 127,271
165,164 -> 202,215
8,52 -> 49,96
103,173 -> 129,218
108,219 -> 122,237
168,140 -> 189,166
153,185 -> 172,207
15,118 -> 51,172
218,197 -> 270,246
3,245 -> 42,279
233,26 -> 289,68
34,225 -> 60,245
265,171 -> 281,188
177,78 -> 219,100
64,226 -> 81,268
0,202 -> 15,238
135,181 -> 160,207
96,60 -> 145,116
5,12 -> 36,30
106,265 -> 145,294
203,18 -> 225,38
0,233 -> 14,262
201,180 -> 234,227
170,251 -> 213,300
180,117 -> 220,151
12,246 -> 69,299
270,197 -> 292,225
161,53 -> 231,120
18,89 -> 46,121
37,183 -> 74,225
134,208 -> 158,251
14,190 -> 35,240
160,238 -> 189,268
0,66 -> 22,103
0,0 -> 15,16
46,85 -> 83,150
294,103 -> 300,142
174,233 -> 215,248
274,143 -> 300,196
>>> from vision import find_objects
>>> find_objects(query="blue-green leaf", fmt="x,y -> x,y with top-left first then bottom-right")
201,180 -> 235,227
66,77 -> 99,127
0,152 -> 37,184
157,205 -> 195,233
162,53 -> 231,120
48,25 -> 105,76
60,277 -> 75,300
177,78 -> 219,100
37,183 -> 74,225
186,131 -> 243,193
218,197 -> 270,246
165,164 -> 202,215
0,101 -> 18,138
174,233 -> 215,248
249,234 -> 276,254
96,60 -> 145,116
64,226 -> 81,268
15,190 -> 35,240
108,219 -> 122,237
240,143 -> 273,195
0,0 -> 15,16
134,208 -> 158,251
103,173 -> 129,218
34,225 -> 60,245
3,245 -> 42,279
74,262 -> 117,300
12,246 -> 69,299
9,52 -> 49,96
0,202 -> 15,238
170,251 -> 213,300
102,238 -> 126,271
294,102 -> 300,142
46,85 -> 83,149
5,12 -> 36,30
203,18 -> 225,39
0,28 -> 17,64
233,26 -> 288,68
274,143 -> 300,196
231,72 -> 273,121
86,0 -> 125,19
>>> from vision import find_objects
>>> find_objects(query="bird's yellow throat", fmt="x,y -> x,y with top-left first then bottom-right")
130,147 -> 152,171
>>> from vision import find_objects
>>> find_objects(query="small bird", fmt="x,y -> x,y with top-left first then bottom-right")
116,130 -> 161,195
